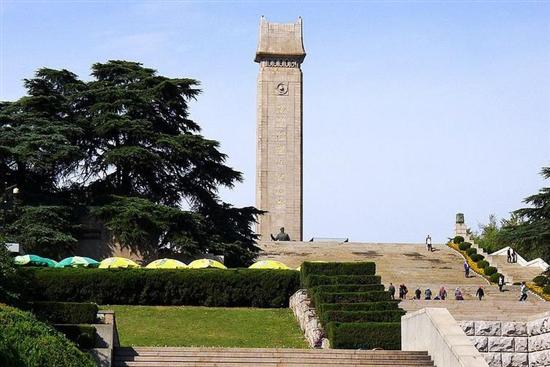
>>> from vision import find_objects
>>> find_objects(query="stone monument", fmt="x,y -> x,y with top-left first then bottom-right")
254,17 -> 305,241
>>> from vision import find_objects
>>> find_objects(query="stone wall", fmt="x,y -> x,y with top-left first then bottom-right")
289,289 -> 329,348
460,312 -> 550,367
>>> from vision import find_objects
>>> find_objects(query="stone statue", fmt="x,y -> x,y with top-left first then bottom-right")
456,213 -> 465,224
271,227 -> 291,241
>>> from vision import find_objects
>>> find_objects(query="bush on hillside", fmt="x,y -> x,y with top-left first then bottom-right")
533,275 -> 548,287
313,291 -> 391,305
465,247 -> 477,256
490,273 -> 502,283
484,266 -> 497,276
470,254 -> 484,262
29,302 -> 98,324
326,322 -> 401,350
302,275 -> 381,288
454,236 -> 465,244
458,242 -> 471,251
320,310 -> 405,325
543,285 -> 550,294
21,268 -> 300,307
0,305 -> 95,367
477,260 -> 490,269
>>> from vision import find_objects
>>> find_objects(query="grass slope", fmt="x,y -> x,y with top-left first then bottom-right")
102,305 -> 307,348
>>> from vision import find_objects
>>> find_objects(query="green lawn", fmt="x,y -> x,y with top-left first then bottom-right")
100,305 -> 308,348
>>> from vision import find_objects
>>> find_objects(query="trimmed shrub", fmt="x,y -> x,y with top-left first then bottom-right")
0,305 -> 95,366
465,247 -> 477,256
317,301 -> 400,315
470,254 -> 483,262
30,302 -> 98,324
21,268 -> 300,307
53,325 -> 96,349
533,276 -> 548,287
302,275 -> 381,288
326,322 -> 401,350
458,242 -> 471,251
484,266 -> 497,276
310,284 -> 384,297
320,310 -> 405,325
454,236 -> 465,244
490,273 -> 502,283
477,260 -> 490,269
301,262 -> 376,286
314,291 -> 391,305
543,285 -> 550,295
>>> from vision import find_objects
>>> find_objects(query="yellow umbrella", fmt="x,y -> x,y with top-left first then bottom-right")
99,257 -> 140,269
188,259 -> 227,269
249,260 -> 290,270
145,258 -> 187,269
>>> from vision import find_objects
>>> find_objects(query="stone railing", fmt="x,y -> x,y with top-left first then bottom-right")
459,311 -> 550,367
289,289 -> 329,348
91,310 -> 120,367
490,247 -> 549,271
402,308 -> 489,367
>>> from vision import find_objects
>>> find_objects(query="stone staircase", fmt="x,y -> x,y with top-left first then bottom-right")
113,347 -> 435,366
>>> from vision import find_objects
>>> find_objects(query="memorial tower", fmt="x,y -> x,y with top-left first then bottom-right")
255,17 -> 305,241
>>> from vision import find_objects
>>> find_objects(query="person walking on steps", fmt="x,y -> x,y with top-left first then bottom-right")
439,286 -> 447,300
507,248 -> 512,263
513,249 -> 518,263
476,286 -> 485,300
388,283 -> 396,300
399,284 -> 408,300
519,282 -> 528,302
498,274 -> 505,292
454,287 -> 464,300
464,260 -> 470,278
426,234 -> 432,252
425,288 -> 432,300
415,288 -> 422,300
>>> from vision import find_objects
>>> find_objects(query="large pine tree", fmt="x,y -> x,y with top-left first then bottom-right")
0,61 -> 261,266
499,167 -> 550,261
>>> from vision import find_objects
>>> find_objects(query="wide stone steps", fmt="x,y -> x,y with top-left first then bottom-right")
114,347 -> 434,367
400,300 -> 550,321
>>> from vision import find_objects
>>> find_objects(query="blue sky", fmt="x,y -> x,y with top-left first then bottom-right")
1,1 -> 549,243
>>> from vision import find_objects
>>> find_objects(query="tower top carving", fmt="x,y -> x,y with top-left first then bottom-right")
254,16 -> 306,63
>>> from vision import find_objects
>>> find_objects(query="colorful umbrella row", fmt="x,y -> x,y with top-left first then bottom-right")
14,255 -> 292,270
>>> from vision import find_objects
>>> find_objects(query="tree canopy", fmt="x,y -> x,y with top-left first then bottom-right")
498,167 -> 550,261
0,61 -> 261,266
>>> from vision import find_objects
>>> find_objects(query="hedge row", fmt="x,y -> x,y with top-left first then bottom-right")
320,310 -> 405,325
53,325 -> 96,350
301,262 -> 376,286
302,275 -> 381,288
314,291 -> 391,305
302,262 -> 400,350
29,302 -> 98,324
21,268 -> 300,307
326,322 -> 401,350
0,305 -> 95,367
310,284 -> 385,296
317,301 -> 400,315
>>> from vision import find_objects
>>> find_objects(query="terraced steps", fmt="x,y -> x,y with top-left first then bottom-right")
114,347 -> 434,367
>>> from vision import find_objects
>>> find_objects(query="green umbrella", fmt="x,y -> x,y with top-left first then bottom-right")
14,255 -> 56,267
55,256 -> 99,268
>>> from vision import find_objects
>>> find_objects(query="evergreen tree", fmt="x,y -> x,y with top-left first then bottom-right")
0,61 -> 261,265
499,167 -> 550,261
